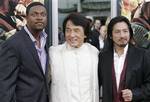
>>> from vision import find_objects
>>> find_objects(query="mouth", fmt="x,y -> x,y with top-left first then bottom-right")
70,38 -> 78,43
35,22 -> 44,25
119,38 -> 127,42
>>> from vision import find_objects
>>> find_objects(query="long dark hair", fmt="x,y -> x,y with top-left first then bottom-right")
107,16 -> 133,50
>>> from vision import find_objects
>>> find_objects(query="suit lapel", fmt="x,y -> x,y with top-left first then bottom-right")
44,44 -> 50,82
125,45 -> 135,87
104,51 -> 113,97
21,29 -> 45,76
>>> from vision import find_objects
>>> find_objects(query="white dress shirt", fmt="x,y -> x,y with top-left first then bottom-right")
114,44 -> 128,90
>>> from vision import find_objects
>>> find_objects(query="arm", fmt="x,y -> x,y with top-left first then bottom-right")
131,51 -> 150,101
98,53 -> 103,101
0,41 -> 20,102
98,53 -> 102,88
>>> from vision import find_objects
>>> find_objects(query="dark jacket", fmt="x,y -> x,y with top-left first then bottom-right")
0,28 -> 50,102
98,44 -> 150,102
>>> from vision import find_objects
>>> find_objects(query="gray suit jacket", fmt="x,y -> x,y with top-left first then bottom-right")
0,28 -> 50,102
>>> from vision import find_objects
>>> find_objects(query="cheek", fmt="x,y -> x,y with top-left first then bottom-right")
44,18 -> 47,23
112,35 -> 119,40
79,35 -> 85,41
112,38 -> 118,43
65,34 -> 70,39
125,34 -> 130,40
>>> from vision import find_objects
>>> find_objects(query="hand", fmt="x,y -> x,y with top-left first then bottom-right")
122,89 -> 132,102
16,17 -> 26,30
15,4 -> 26,16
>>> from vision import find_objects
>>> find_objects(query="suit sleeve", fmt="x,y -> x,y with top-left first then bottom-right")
0,42 -> 20,102
98,53 -> 102,87
132,50 -> 150,101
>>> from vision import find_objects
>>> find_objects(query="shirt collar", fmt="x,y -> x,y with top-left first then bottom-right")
24,26 -> 47,43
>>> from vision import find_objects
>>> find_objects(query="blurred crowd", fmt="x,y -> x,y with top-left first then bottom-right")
0,0 -> 44,44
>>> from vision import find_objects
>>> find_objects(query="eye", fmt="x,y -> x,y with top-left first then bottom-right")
123,29 -> 129,33
31,13 -> 37,17
41,12 -> 47,17
65,28 -> 71,33
74,29 -> 80,33
114,30 -> 120,34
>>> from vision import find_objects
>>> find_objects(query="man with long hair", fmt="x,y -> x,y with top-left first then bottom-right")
98,16 -> 150,102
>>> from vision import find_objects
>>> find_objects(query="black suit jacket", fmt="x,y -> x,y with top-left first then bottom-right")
98,44 -> 150,102
0,28 -> 49,102
87,29 -> 100,50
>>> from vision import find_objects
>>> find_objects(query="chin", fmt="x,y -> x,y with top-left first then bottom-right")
36,28 -> 44,31
119,44 -> 127,47
70,43 -> 81,48
71,45 -> 79,48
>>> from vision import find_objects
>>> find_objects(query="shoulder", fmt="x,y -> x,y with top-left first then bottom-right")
49,43 -> 66,61
128,44 -> 146,59
1,29 -> 27,50
49,43 -> 66,53
99,49 -> 112,58
129,44 -> 145,53
84,43 -> 99,55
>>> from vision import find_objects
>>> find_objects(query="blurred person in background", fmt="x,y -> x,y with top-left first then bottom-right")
98,25 -> 107,51
0,0 -> 26,43
87,19 -> 101,50
131,1 -> 150,49
58,27 -> 65,44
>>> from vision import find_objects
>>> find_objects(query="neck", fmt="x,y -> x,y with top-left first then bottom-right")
114,46 -> 125,57
27,26 -> 42,41
27,27 -> 41,48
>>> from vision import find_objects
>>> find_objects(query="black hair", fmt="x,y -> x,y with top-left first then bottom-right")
26,2 -> 46,15
107,16 -> 133,49
62,12 -> 90,39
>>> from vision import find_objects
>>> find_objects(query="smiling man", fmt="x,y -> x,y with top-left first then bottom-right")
49,13 -> 99,102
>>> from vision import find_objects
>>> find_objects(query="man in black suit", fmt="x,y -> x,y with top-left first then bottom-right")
0,2 -> 50,102
87,19 -> 101,50
98,16 -> 150,102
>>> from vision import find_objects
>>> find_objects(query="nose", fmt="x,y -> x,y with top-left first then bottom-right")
36,14 -> 43,20
70,31 -> 76,37
120,31 -> 125,37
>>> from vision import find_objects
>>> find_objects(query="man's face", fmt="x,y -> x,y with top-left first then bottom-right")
94,20 -> 101,30
112,22 -> 130,48
26,5 -> 47,32
65,20 -> 86,48
99,25 -> 107,38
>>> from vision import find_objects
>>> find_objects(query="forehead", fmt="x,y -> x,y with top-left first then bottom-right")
66,20 -> 82,28
95,20 -> 100,23
29,5 -> 46,13
101,26 -> 106,30
113,22 -> 128,29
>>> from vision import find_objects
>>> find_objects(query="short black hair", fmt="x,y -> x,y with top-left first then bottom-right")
26,2 -> 46,15
63,12 -> 90,39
